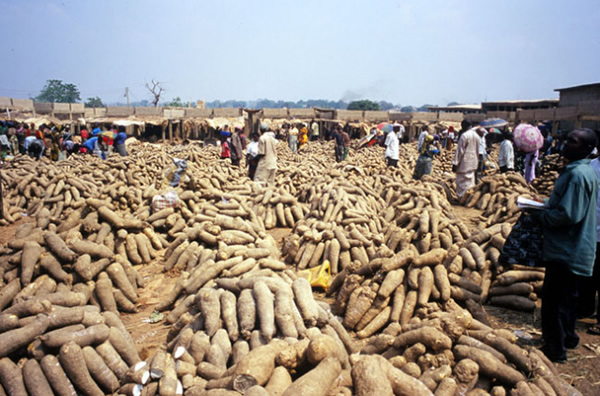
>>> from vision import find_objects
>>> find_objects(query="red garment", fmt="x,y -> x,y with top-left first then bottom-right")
81,129 -> 89,140
221,141 -> 230,158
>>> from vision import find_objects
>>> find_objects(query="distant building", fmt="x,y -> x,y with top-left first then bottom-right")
554,82 -> 600,131
481,99 -> 559,113
428,104 -> 483,114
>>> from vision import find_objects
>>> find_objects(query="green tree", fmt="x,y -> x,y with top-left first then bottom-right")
85,96 -> 104,108
417,104 -> 435,112
36,79 -> 81,103
347,100 -> 380,111
400,105 -> 416,113
165,97 -> 186,107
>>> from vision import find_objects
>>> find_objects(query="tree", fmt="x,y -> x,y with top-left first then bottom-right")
36,79 -> 81,103
401,105 -> 416,113
447,101 -> 460,106
85,96 -> 104,108
378,101 -> 395,111
165,97 -> 185,107
417,104 -> 435,112
347,100 -> 380,111
145,79 -> 164,107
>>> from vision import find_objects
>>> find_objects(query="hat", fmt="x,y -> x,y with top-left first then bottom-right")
393,123 -> 401,127
425,135 -> 434,142
260,122 -> 270,132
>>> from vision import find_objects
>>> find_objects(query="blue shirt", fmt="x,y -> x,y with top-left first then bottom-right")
531,158 -> 598,276
83,136 -> 98,152
114,132 -> 127,145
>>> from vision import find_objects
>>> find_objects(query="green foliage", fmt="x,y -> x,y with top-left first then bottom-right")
417,104 -> 435,112
85,96 -> 104,108
165,97 -> 186,107
36,79 -> 81,103
447,101 -> 460,106
400,105 -> 417,113
347,100 -> 381,111
378,101 -> 395,111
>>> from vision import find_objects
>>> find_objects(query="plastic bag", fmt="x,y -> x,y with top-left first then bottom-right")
500,212 -> 543,267
162,158 -> 188,189
152,190 -> 179,212
298,260 -> 331,291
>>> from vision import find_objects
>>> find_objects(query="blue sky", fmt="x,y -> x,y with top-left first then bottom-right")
1,0 -> 599,106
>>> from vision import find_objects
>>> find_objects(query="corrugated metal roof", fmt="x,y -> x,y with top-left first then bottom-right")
554,82 -> 600,92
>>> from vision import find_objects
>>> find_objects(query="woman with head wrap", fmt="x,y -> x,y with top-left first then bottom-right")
413,134 -> 440,180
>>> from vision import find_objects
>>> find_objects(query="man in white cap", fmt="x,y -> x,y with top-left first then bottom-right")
254,122 -> 278,186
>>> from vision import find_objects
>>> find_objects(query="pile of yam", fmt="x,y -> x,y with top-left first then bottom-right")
0,137 -> 573,396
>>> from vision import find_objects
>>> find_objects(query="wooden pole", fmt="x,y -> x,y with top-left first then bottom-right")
168,120 -> 173,141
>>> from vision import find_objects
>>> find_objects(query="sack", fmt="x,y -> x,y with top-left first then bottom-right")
500,212 -> 543,267
152,190 -> 179,212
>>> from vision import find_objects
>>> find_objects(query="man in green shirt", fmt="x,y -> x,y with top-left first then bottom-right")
531,128 -> 598,363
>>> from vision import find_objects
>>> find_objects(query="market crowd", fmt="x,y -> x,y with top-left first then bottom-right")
0,121 -> 129,162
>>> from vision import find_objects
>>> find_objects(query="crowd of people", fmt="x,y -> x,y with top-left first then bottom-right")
0,121 -> 129,162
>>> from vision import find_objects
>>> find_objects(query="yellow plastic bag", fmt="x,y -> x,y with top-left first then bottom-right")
298,260 -> 331,291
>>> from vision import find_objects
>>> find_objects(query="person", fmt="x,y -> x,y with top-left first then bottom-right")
476,127 -> 488,182
237,126 -> 247,151
82,136 -> 98,155
288,124 -> 299,153
417,125 -> 429,152
114,126 -> 128,156
26,136 -> 45,160
98,129 -> 113,160
80,127 -> 89,142
254,123 -> 278,186
230,127 -> 244,166
413,134 -> 440,179
529,128 -> 598,363
332,126 -> 344,162
384,126 -> 399,167
394,123 -> 405,144
341,128 -> 350,160
452,123 -> 483,199
524,150 -> 538,184
447,126 -> 455,151
498,132 -> 515,173
581,150 -> 600,334
310,120 -> 319,141
298,124 -> 308,148
246,133 -> 260,180
220,135 -> 230,160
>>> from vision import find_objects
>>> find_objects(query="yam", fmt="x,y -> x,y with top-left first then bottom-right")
0,314 -> 49,357
281,357 -> 342,396
253,281 -> 276,341
59,341 -> 104,396
351,355 -> 394,396
0,358 -> 27,396
40,354 -> 78,396
23,358 -> 55,396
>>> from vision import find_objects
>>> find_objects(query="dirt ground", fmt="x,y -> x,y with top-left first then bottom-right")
3,207 -> 600,394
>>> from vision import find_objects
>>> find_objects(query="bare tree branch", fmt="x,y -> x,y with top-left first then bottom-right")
145,79 -> 165,107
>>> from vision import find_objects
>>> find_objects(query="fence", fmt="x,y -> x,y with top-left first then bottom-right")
2,97 -> 598,126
